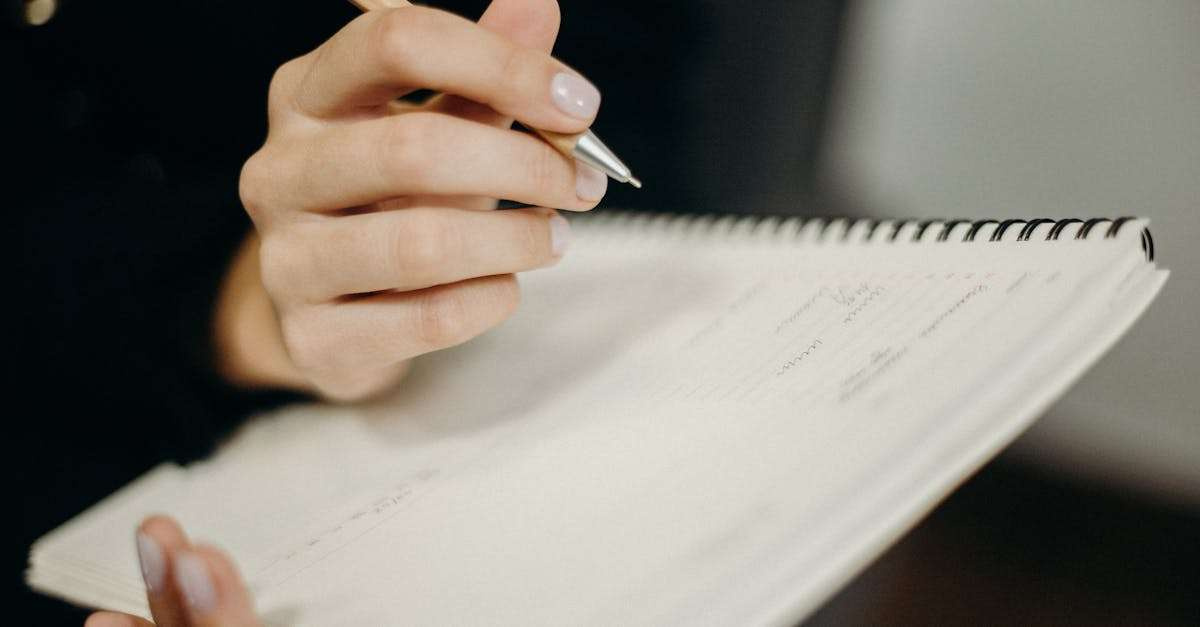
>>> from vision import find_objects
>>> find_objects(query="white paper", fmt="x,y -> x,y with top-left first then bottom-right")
28,213 -> 1167,626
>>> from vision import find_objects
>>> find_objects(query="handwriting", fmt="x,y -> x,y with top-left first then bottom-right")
838,346 -> 910,403
842,286 -> 886,324
918,284 -> 988,339
775,339 -> 824,376
775,283 -> 884,334
1005,272 -> 1031,294
257,467 -> 440,586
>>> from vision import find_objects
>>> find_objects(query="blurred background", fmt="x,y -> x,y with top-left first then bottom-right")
11,0 -> 1198,623
811,1 -> 1200,622
821,0 -> 1200,509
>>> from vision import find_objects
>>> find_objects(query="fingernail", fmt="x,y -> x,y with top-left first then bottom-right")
575,161 -> 608,202
174,552 -> 218,614
551,72 -> 601,120
135,532 -> 164,593
549,213 -> 571,257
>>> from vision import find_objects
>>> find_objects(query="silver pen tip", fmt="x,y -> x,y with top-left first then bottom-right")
627,176 -> 643,189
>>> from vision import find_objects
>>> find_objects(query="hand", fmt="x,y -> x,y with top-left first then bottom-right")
223,0 -> 604,400
85,516 -> 259,627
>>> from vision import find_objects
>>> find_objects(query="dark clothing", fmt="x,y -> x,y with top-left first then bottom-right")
10,1 -> 844,621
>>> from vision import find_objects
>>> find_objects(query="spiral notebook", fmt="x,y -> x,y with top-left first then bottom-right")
29,212 -> 1167,626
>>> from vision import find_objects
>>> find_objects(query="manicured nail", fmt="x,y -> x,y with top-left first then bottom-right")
135,532 -> 165,593
549,213 -> 571,256
575,161 -> 608,202
174,552 -> 218,614
551,72 -> 601,120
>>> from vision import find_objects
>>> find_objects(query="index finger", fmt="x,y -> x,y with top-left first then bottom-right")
173,546 -> 260,627
292,6 -> 599,132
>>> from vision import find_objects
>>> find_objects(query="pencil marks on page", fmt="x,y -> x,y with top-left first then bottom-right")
774,283 -> 887,335
254,468 -> 442,587
593,250 -> 1054,414
664,275 -> 904,403
918,283 -> 988,339
662,267 -> 1047,409
838,346 -> 910,404
775,339 -> 824,376
776,274 -> 938,406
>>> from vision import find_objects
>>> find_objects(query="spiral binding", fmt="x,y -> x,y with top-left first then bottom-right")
583,213 -> 1154,261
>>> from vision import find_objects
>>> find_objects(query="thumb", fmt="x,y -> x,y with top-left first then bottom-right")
478,0 -> 561,52
424,0 -> 563,125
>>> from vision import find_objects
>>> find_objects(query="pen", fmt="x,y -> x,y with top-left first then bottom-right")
348,0 -> 642,188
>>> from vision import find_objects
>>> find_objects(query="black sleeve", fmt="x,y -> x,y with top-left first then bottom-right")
10,8 -> 314,620
16,137 -> 308,520
15,161 -> 308,625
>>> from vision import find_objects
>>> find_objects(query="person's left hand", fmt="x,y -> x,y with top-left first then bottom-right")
84,516 -> 259,627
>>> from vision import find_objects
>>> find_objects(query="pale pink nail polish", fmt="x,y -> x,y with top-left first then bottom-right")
136,532 -> 165,593
551,72 -> 601,120
575,161 -> 608,202
174,552 -> 218,614
549,213 -> 571,256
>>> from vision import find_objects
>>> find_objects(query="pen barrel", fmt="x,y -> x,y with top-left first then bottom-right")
532,128 -> 583,158
533,127 -> 636,185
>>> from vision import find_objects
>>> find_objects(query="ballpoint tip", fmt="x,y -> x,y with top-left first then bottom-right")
628,176 -> 642,189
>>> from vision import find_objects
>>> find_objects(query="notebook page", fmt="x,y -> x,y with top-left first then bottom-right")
28,214 -> 1165,625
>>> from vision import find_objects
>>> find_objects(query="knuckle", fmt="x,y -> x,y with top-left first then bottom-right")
267,57 -> 306,117
372,7 -> 440,76
396,213 -> 457,274
518,215 -> 551,264
278,311 -> 329,374
412,276 -> 519,351
524,145 -> 566,198
238,150 -> 274,222
371,10 -> 411,70
415,288 -> 471,348
377,114 -> 438,187
256,233 -> 296,299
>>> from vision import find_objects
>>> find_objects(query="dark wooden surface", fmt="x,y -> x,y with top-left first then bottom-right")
806,457 -> 1200,626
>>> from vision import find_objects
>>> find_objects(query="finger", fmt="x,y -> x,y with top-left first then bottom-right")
282,274 -> 519,386
173,546 -> 260,627
136,516 -> 192,627
377,193 -> 499,212
242,112 -> 604,219
349,0 -> 410,9
478,0 -> 561,51
425,0 -> 561,127
84,613 -> 155,627
420,93 -> 506,128
264,207 -> 568,302
419,0 -> 561,210
293,7 -> 599,131
310,359 -> 412,403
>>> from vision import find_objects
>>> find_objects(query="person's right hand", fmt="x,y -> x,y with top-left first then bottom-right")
228,0 -> 605,401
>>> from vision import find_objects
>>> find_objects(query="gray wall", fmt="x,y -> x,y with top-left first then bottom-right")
822,0 -> 1200,504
